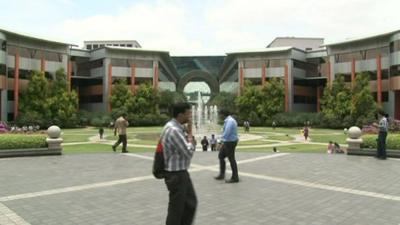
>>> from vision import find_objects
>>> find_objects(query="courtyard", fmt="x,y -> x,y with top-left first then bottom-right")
1,150 -> 400,225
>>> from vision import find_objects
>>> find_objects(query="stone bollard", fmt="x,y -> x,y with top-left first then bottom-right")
346,126 -> 362,154
46,125 -> 63,152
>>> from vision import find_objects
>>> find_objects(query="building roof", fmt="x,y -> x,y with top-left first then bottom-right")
103,46 -> 179,82
0,27 -> 74,46
267,37 -> 324,48
323,29 -> 400,46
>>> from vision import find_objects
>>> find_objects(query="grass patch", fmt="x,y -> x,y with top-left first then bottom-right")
309,134 -> 347,144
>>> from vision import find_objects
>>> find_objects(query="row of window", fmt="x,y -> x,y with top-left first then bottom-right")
86,43 -> 135,50
334,70 -> 389,81
334,47 -> 389,63
390,65 -> 400,77
110,58 -> 153,68
243,59 -> 287,68
7,68 -> 53,80
7,46 -> 65,62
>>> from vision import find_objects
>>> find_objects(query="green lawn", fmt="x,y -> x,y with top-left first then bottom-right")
55,126 -> 350,154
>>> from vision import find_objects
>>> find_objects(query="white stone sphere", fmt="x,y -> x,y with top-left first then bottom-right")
347,126 -> 361,139
47,125 -> 61,138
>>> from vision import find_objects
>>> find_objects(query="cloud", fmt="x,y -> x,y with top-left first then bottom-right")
59,0 -> 207,55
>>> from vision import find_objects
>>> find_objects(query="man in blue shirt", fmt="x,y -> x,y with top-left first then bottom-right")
214,109 -> 239,183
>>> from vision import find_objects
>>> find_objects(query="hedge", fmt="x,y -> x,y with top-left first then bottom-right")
0,134 -> 47,150
361,134 -> 400,150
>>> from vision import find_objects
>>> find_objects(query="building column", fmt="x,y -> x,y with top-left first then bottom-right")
131,64 -> 136,93
317,86 -> 321,112
327,61 -> 331,86
261,62 -> 266,86
351,58 -> 356,88
153,61 -> 159,89
376,54 -> 382,105
40,57 -> 46,73
239,61 -> 244,94
14,53 -> 19,120
108,63 -> 112,112
284,64 -> 289,112
67,60 -> 72,93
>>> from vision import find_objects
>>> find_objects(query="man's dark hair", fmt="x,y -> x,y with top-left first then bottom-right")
172,102 -> 191,118
218,108 -> 231,117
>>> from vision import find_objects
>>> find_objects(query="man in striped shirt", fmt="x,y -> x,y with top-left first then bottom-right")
161,102 -> 197,225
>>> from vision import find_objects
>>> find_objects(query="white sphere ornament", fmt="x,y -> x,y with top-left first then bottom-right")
347,126 -> 361,139
47,125 -> 61,138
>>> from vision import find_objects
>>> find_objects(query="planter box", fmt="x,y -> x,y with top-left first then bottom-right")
0,148 -> 62,158
347,148 -> 400,158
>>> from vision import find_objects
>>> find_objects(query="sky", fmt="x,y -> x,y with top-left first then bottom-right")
1,0 -> 400,56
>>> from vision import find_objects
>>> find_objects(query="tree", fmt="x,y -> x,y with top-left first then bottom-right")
47,68 -> 79,127
320,75 -> 352,128
208,91 -> 237,114
235,81 -> 263,123
257,77 -> 285,120
18,68 -> 79,128
110,79 -> 134,112
130,82 -> 160,115
351,72 -> 377,127
159,90 -> 187,114
18,71 -> 51,126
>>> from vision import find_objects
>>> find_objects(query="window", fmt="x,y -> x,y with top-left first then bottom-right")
334,51 -> 363,63
93,44 -> 99,49
390,65 -> 400,77
268,59 -> 286,67
390,40 -> 400,53
86,45 -> 92,50
373,92 -> 389,102
0,64 -> 6,75
244,60 -> 262,68
305,47 -> 312,51
99,44 -> 105,48
120,44 -> 126,47
1,41 -> 6,51
127,44 -> 133,47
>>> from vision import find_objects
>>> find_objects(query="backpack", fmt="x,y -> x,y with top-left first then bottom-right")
152,139 -> 165,179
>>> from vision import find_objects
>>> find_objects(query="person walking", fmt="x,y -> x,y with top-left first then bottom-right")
374,112 -> 389,160
303,125 -> 309,141
201,136 -> 209,151
162,102 -> 197,225
214,109 -> 239,183
210,134 -> 217,151
112,113 -> 129,153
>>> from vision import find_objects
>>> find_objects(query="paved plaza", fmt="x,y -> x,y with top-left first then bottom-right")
0,152 -> 400,225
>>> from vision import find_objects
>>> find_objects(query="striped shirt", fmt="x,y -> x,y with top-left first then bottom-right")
161,119 -> 195,172
379,117 -> 389,132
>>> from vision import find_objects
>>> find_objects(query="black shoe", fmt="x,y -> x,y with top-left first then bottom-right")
225,178 -> 239,183
112,146 -> 116,152
122,150 -> 129,153
214,175 -> 225,180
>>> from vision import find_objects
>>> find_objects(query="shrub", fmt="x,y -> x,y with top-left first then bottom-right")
127,114 -> 169,126
361,134 -> 400,150
269,112 -> 323,127
0,134 -> 47,150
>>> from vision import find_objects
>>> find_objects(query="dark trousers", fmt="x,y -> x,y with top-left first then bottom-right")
218,141 -> 239,180
164,170 -> 197,225
113,134 -> 127,151
211,144 -> 216,151
377,131 -> 387,159
202,146 -> 208,151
